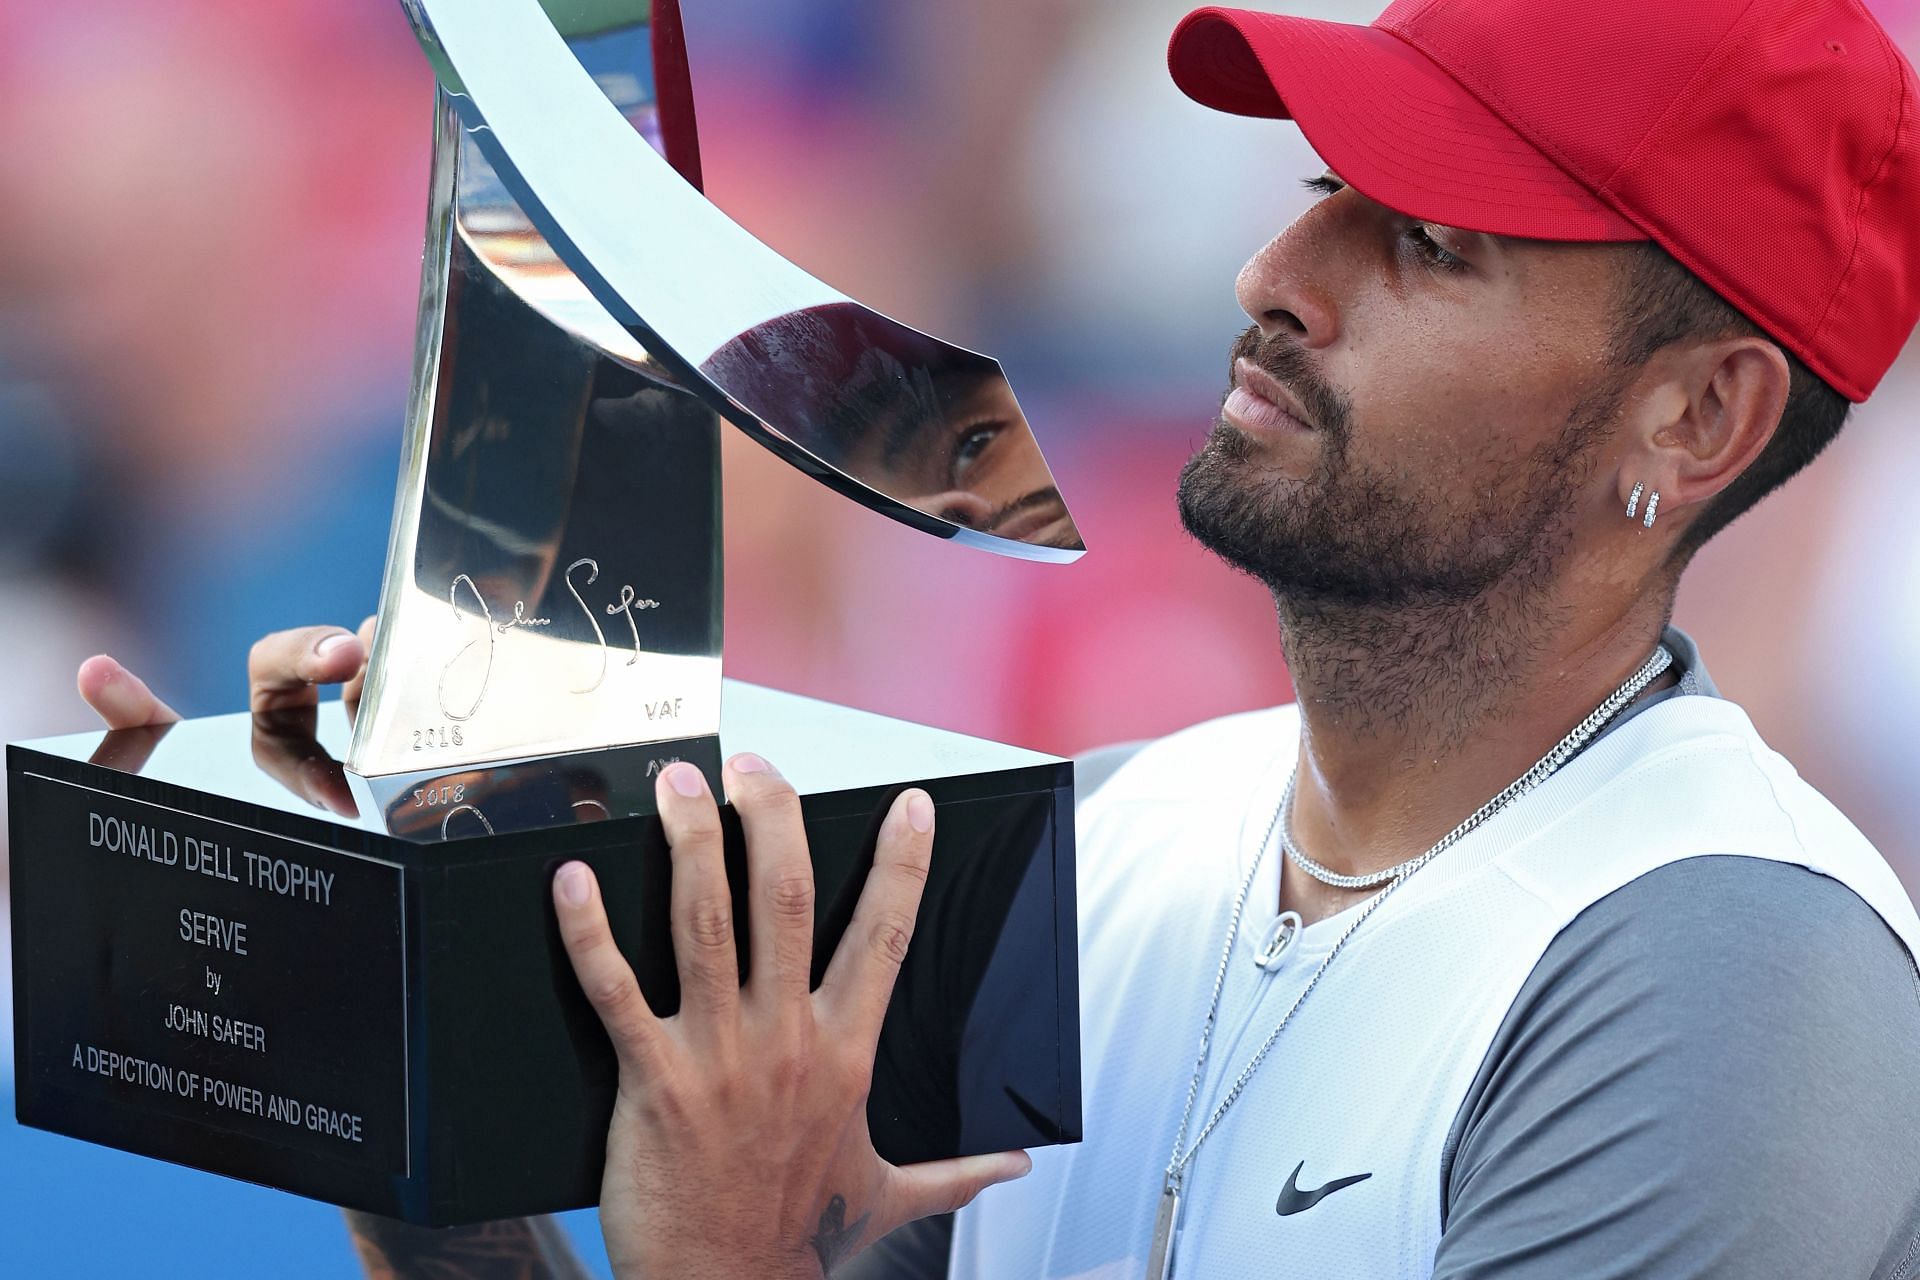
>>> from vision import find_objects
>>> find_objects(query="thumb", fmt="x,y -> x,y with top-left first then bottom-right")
886,1150 -> 1033,1222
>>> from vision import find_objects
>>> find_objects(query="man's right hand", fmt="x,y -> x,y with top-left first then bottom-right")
76,617 -> 376,730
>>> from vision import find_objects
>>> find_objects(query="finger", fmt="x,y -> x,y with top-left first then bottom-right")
553,861 -> 671,1076
249,625 -> 367,713
297,755 -> 357,817
657,762 -> 740,1027
77,655 -> 181,729
250,715 -> 356,817
887,1150 -> 1033,1222
819,789 -> 934,1045
725,753 -> 815,1005
340,615 -> 377,704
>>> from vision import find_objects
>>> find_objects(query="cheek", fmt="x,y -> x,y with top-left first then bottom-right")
1336,311 -> 1587,480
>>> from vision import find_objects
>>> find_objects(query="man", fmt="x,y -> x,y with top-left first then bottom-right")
76,0 -> 1920,1275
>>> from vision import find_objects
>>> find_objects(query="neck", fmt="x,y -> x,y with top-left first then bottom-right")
1276,577 -> 1674,901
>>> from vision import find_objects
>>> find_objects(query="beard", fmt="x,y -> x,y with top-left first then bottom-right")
1177,326 -> 1623,610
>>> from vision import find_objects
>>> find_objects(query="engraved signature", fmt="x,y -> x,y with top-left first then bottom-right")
497,600 -> 551,633
438,575 -> 495,722
565,558 -> 607,694
435,557 -> 668,722
607,584 -> 661,666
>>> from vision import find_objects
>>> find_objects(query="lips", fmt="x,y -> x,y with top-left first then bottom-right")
1227,358 -> 1317,435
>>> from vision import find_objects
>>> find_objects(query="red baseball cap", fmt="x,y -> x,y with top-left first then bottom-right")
1168,0 -> 1920,402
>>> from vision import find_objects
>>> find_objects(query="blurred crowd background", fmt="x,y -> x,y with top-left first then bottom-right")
3,0 -> 1917,1273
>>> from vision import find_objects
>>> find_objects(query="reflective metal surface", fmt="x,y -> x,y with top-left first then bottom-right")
401,0 -> 1085,558
350,11 -> 725,776
703,305 -> 1080,549
353,0 -> 1084,777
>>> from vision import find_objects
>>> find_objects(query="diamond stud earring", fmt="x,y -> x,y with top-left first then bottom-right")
1626,482 -> 1645,521
1643,490 -> 1661,529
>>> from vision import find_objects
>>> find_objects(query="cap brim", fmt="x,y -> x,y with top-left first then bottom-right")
1168,6 -> 1644,242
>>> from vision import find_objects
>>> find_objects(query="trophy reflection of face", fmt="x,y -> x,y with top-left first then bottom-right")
346,0 -> 1086,778
704,305 -> 1081,550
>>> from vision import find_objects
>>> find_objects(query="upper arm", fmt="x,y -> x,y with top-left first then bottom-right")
1434,856 -> 1920,1280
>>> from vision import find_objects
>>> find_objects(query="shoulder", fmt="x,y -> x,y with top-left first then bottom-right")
1511,854 -> 1917,1000
1438,855 -> 1920,1278
1492,693 -> 1920,954
1486,856 -> 1920,1101
1549,853 -> 1914,977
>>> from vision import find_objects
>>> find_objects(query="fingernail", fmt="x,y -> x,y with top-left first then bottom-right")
988,1151 -> 1033,1185
730,751 -> 774,776
556,862 -> 592,907
906,790 -> 935,833
315,632 -> 355,659
664,762 -> 707,797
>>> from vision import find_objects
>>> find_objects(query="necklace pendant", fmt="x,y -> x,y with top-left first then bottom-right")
1146,1182 -> 1182,1280
1253,910 -> 1302,969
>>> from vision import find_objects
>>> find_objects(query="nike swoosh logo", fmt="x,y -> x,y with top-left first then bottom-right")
1275,1160 -> 1372,1216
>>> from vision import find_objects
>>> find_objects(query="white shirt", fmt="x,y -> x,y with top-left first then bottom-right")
949,687 -> 1920,1279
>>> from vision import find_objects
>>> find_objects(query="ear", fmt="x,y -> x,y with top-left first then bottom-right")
1614,336 -> 1791,532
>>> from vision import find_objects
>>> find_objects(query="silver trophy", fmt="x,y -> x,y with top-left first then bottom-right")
352,0 -> 1079,782
9,0 -> 1083,1225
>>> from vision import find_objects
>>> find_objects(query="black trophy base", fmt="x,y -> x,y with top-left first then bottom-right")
8,680 -> 1079,1226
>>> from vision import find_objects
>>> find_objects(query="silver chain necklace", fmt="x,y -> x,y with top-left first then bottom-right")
1145,644 -> 1674,1280
1284,796 -> 1416,889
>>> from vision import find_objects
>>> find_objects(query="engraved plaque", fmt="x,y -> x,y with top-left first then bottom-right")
14,776 -> 407,1179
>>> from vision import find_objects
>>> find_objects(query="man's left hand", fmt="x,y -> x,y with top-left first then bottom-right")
552,752 -> 1031,1279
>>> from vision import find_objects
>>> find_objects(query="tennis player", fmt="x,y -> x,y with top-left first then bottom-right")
78,0 -> 1920,1275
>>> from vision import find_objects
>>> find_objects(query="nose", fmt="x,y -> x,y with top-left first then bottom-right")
917,488 -> 996,530
1234,224 -> 1340,349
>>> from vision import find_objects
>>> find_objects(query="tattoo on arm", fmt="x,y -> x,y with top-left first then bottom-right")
345,1210 -> 593,1280
808,1195 -> 873,1276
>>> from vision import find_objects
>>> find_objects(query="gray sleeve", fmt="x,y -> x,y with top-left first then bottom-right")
1434,855 -> 1920,1280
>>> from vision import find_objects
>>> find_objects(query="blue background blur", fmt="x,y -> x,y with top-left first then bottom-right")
6,0 -> 1920,1273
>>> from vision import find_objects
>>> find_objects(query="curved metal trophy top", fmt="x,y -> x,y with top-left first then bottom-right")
347,0 -> 1082,778
403,0 -> 1084,559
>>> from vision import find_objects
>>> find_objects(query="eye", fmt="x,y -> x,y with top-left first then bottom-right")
1303,175 -> 1470,274
1405,223 -> 1469,273
951,421 -> 1000,485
